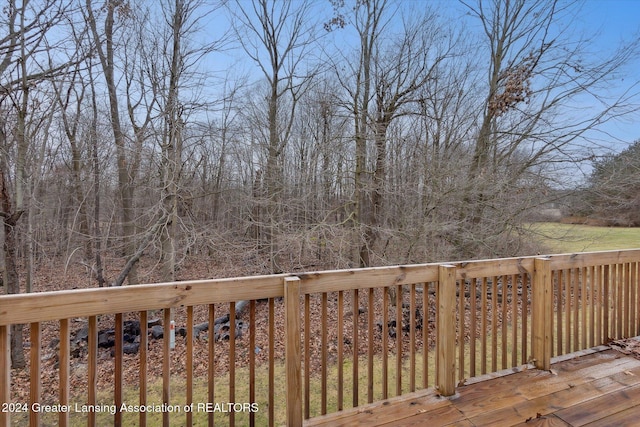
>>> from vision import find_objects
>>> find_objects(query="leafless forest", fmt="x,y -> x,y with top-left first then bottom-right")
1,0 -> 638,294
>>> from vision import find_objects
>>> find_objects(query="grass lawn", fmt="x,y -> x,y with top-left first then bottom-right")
30,356 -> 435,427
530,222 -> 640,253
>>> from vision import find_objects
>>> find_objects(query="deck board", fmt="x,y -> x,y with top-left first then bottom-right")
555,384 -> 640,426
305,349 -> 640,427
510,414 -> 571,427
581,405 -> 640,427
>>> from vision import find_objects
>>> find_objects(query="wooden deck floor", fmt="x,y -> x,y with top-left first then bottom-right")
305,346 -> 640,426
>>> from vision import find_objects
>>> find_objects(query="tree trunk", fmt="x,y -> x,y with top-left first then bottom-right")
160,0 -> 186,283
89,69 -> 106,287
0,171 -> 26,368
86,0 -> 138,284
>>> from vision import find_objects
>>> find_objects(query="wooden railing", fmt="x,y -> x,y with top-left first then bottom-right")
1,249 -> 639,426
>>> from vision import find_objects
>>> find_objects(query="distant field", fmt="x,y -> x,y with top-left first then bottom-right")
530,222 -> 640,254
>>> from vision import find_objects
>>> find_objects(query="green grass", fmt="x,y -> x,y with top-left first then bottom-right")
22,355 -> 434,426
112,355 -> 437,426
531,222 -> 640,253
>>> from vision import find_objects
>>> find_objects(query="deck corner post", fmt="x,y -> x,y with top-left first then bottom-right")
284,276 -> 303,426
532,257 -> 553,370
437,264 -> 457,396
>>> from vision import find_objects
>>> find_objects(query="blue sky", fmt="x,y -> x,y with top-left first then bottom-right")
575,0 -> 640,151
579,0 -> 639,41
211,0 -> 639,156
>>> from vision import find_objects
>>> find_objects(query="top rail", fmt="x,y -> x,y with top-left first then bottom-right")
0,275 -> 286,325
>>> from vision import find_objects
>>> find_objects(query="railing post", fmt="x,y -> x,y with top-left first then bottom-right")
437,264 -> 456,396
532,257 -> 553,370
284,277 -> 302,426
1,325 -> 9,427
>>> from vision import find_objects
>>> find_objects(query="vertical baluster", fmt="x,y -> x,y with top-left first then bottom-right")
352,288 -> 359,407
186,306 -> 194,427
163,309 -> 171,427
521,273 -> 529,365
481,277 -> 488,375
604,265 -> 610,343
581,267 -> 588,348
396,284 -> 402,397
594,266 -> 601,345
587,265 -> 596,347
556,270 -> 563,357
208,304 -> 215,427
632,262 -> 638,336
435,281 -> 440,383
0,325 -> 10,427
139,310 -> 148,427
322,292 -> 328,413
337,291 -> 344,410
613,264 -> 623,339
470,278 -> 477,378
423,282 -> 430,388
268,298 -> 275,427
249,300 -> 256,427
410,284 -> 416,392
624,263 -> 631,337
511,274 -> 518,367
229,302 -> 236,427
573,269 -> 580,350
612,264 -> 622,339
29,322 -> 41,427
304,294 -> 310,419
367,288 -> 374,402
88,316 -> 97,427
501,276 -> 508,369
458,279 -> 465,381
382,287 -> 388,399
115,313 -> 123,426
565,270 -> 571,354
59,319 -> 70,427
491,276 -> 498,373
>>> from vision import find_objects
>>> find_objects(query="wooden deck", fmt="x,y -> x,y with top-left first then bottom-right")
305,346 -> 640,426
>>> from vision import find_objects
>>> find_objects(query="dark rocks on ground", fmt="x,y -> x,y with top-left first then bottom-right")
376,305 -> 424,338
69,314 -> 247,357
150,325 -> 164,339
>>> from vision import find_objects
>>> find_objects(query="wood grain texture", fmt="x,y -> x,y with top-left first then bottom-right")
285,277 -> 303,426
0,277 -> 284,325
305,349 -> 640,427
437,265 -> 456,396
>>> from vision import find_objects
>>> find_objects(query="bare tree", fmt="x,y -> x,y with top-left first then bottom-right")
327,1 -> 456,266
123,0 -> 227,281
455,0 -> 640,257
0,0 -> 74,368
365,9 -> 454,266
52,57 -> 92,262
230,0 -> 317,273
85,0 -> 142,283
326,0 -> 394,267
586,139 -> 640,226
